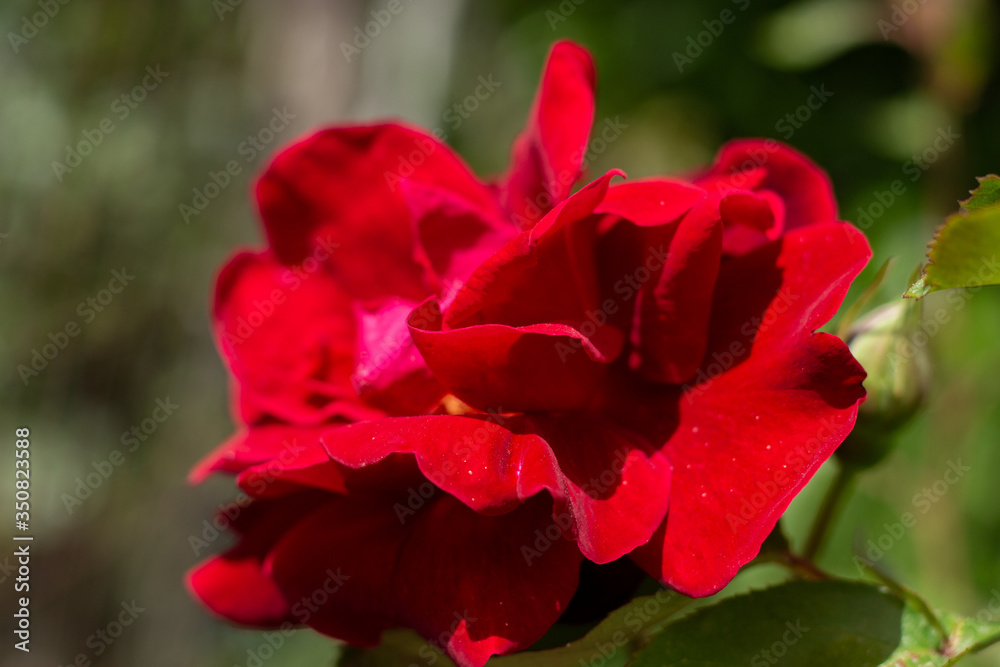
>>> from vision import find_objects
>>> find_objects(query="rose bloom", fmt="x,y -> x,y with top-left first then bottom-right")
188,41 -> 869,667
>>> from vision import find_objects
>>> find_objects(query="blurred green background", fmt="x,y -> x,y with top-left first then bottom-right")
2,0 -> 1000,664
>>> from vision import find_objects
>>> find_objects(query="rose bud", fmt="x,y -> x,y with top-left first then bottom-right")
837,300 -> 931,469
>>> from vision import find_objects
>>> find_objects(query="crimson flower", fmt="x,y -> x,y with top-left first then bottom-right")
188,41 -> 870,667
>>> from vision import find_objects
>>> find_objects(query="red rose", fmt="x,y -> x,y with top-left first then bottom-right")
188,41 -> 870,667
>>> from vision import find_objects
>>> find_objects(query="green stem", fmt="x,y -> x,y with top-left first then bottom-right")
967,630 -> 1000,658
781,552 -> 832,581
803,464 -> 856,561
864,565 -> 950,649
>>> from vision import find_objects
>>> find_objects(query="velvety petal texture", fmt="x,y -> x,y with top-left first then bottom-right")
256,123 -> 501,301
190,40 -> 870,667
630,224 -> 870,596
501,41 -> 597,228
696,139 -> 838,233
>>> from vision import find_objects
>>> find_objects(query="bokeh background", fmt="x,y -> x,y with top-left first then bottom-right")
2,0 -> 1000,665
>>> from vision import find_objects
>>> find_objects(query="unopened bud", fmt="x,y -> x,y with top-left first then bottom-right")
837,300 -> 931,468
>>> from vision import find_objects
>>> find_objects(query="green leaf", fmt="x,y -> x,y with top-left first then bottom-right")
488,588 -> 694,666
628,580 -> 903,667
905,175 -> 1000,298
338,628 -> 456,667
878,605 -> 1000,666
959,175 -> 1000,212
336,589 -> 693,667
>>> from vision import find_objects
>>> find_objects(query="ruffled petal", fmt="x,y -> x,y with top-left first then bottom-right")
626,193 -> 724,384
317,413 -> 672,564
186,493 -> 327,626
408,300 -> 620,412
595,178 -> 706,226
189,424 -> 332,482
631,223 -> 871,596
266,492 -> 582,667
696,139 -> 838,231
256,124 -> 498,300
352,296 -> 446,416
213,251 -> 373,425
406,180 -> 518,290
500,41 -> 596,228
445,171 -> 620,329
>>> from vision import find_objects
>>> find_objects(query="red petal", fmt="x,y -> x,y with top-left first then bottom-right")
698,139 -> 838,231
351,296 -> 446,416
392,494 -> 582,666
213,251 -> 375,425
406,180 -> 518,289
319,413 -> 671,564
408,174 -> 623,411
266,496 -> 402,645
189,424 -> 331,482
446,171 -> 620,329
500,41 -> 596,228
595,178 -> 706,226
408,300 -> 620,412
632,223 -> 871,596
256,124 -> 497,300
266,492 -> 582,667
187,555 -> 290,627
237,443 -> 347,499
629,194 -> 724,384
718,189 -> 787,255
720,192 -> 775,232
186,493 -> 326,626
